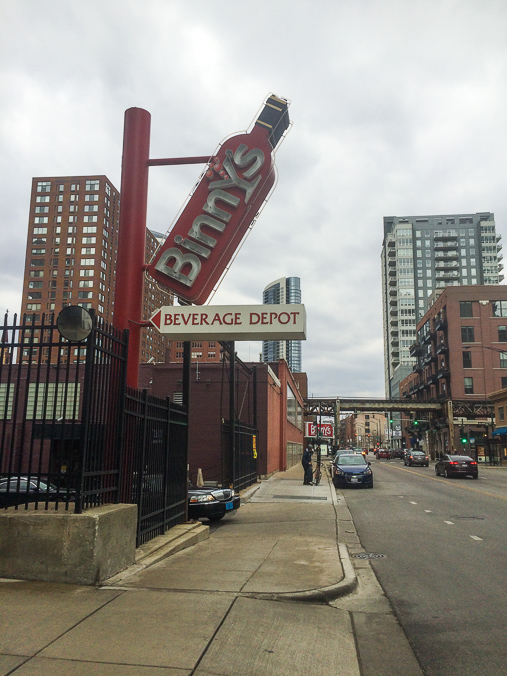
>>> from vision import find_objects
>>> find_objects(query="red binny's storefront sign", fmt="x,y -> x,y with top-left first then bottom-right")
148,95 -> 290,304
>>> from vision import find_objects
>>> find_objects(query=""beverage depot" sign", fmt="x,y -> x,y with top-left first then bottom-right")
150,304 -> 306,342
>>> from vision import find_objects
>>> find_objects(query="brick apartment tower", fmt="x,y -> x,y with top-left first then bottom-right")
21,175 -> 173,363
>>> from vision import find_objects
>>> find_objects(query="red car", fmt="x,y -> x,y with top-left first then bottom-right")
377,448 -> 390,459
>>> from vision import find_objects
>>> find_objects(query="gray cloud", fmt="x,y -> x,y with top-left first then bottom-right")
1,0 -> 507,396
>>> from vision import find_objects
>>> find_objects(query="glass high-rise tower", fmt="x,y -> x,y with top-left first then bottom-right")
262,276 -> 302,372
381,212 -> 503,398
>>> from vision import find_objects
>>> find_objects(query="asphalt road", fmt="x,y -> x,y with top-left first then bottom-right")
342,458 -> 507,676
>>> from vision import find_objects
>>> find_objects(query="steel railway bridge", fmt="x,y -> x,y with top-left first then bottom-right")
304,397 -> 495,454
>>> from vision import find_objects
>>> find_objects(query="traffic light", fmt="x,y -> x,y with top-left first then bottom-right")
460,427 -> 467,443
390,418 -> 393,424
414,420 -> 419,426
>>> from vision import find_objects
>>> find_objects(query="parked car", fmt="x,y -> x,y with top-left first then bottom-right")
434,455 -> 478,479
404,450 -> 429,467
188,485 -> 240,521
377,448 -> 390,459
0,475 -> 75,508
390,448 -> 405,459
331,454 -> 374,488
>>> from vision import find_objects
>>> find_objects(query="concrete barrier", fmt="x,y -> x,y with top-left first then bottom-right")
0,503 -> 137,585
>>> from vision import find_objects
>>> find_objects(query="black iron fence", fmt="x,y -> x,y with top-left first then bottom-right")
0,311 -> 128,511
123,387 -> 187,546
0,312 -> 188,546
222,420 -> 258,492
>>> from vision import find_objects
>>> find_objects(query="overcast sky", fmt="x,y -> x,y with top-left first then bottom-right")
1,0 -> 507,397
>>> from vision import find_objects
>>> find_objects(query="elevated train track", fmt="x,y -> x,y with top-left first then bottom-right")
305,397 -> 494,419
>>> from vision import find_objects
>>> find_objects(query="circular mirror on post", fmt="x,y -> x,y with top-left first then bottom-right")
57,306 -> 93,342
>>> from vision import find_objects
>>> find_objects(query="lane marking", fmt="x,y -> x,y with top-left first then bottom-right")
409,501 -> 417,505
378,464 -> 507,500
444,521 -> 454,525
469,535 -> 483,541
424,510 -> 433,513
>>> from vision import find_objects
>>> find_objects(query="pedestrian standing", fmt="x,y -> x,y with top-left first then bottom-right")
302,445 -> 314,485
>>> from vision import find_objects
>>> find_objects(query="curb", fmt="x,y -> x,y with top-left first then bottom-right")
241,542 -> 358,604
102,522 -> 209,586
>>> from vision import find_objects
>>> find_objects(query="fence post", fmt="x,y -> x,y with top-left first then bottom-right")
75,311 -> 97,514
115,328 -> 129,503
136,388 -> 149,546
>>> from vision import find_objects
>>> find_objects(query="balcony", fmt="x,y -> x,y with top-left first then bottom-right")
437,368 -> 450,379
389,298 -> 397,306
436,342 -> 448,355
434,232 -> 458,241
434,260 -> 458,269
409,343 -> 423,357
422,331 -> 435,345
389,276 -> 397,286
427,374 -> 438,385
434,250 -> 459,260
434,241 -> 458,251
422,352 -> 436,365
436,270 -> 459,279
434,317 -> 448,331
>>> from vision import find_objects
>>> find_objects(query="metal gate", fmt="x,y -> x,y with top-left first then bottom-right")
123,388 -> 187,546
222,420 -> 258,492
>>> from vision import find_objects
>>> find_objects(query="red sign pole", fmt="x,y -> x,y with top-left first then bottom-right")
115,108 -> 151,389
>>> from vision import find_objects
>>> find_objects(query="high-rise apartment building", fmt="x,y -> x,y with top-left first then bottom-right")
261,277 -> 302,372
381,213 -> 503,398
21,175 -> 173,364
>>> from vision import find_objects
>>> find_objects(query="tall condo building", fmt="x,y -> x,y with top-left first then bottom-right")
21,175 -> 173,364
262,277 -> 302,372
381,212 -> 503,398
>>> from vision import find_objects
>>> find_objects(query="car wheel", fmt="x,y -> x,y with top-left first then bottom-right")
208,513 -> 225,521
425,463 -> 429,467
472,475 -> 478,480
367,481 -> 374,488
435,466 -> 440,476
444,469 -> 451,479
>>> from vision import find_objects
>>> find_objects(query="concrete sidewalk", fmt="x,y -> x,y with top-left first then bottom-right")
0,462 -> 423,676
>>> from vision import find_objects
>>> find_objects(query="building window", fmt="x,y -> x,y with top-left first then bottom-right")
464,377 -> 474,394
461,326 -> 475,343
500,352 -> 507,368
460,301 -> 473,317
502,377 -> 507,389
462,351 -> 472,368
208,352 -> 215,359
85,180 -> 100,191
499,406 -> 505,422
37,181 -> 51,192
498,326 -> 507,342
493,301 -> 507,318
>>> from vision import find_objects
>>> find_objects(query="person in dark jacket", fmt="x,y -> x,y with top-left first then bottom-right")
302,446 -> 314,485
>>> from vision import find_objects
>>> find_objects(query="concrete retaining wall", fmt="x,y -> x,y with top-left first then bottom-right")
0,503 -> 137,585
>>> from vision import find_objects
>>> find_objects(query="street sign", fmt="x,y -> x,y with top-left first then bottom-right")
148,95 -> 290,304
149,303 -> 306,341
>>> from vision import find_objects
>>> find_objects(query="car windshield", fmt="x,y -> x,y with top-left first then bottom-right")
338,456 -> 367,466
411,451 -> 425,456
448,456 -> 473,461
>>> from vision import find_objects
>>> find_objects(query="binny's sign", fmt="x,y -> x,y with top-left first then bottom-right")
149,304 -> 306,341
148,95 -> 290,305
